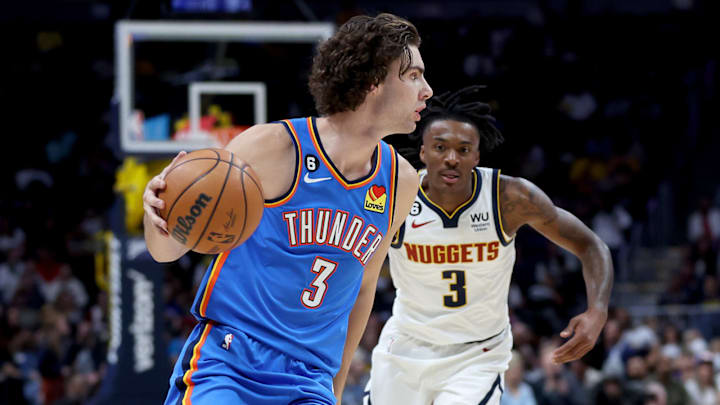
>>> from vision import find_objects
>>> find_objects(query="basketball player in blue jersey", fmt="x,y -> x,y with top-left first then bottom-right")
365,86 -> 613,405
141,13 -> 432,405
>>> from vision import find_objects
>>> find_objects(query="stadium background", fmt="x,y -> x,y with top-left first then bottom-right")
1,1 -> 720,404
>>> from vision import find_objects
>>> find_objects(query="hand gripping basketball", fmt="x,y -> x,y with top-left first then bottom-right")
157,149 -> 264,254
143,151 -> 188,235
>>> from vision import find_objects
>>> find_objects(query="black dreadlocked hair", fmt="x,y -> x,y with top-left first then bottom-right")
417,85 -> 504,150
396,85 -> 505,168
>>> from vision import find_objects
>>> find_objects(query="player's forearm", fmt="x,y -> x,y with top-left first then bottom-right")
333,283 -> 376,400
143,213 -> 188,263
579,235 -> 614,312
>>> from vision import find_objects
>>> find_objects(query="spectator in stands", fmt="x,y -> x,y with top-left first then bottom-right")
36,307 -> 71,405
528,340 -> 576,405
644,381 -> 668,405
592,194 -> 633,279
601,318 -> 629,377
569,358 -> 603,402
701,275 -> 720,305
684,329 -> 709,357
510,319 -> 541,382
688,196 -> 720,276
502,350 -> 538,405
660,323 -> 683,359
653,354 -> 690,405
624,317 -> 659,354
592,375 -> 634,405
624,353 -> 653,403
696,277 -> 720,338
10,265 -> 45,311
710,338 -> 720,387
338,348 -> 370,405
660,257 -> 703,305
684,355 -> 720,405
0,327 -> 34,405
0,217 -> 26,259
52,276 -> 87,326
31,246 -> 71,305
50,372 -> 97,405
0,245 -> 26,304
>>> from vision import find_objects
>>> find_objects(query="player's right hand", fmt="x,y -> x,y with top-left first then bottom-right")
142,151 -> 187,235
551,307 -> 607,364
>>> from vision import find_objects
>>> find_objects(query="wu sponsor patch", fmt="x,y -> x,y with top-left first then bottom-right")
470,211 -> 491,232
364,185 -> 386,213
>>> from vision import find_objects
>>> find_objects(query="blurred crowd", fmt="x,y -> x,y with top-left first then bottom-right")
0,220 -> 109,405
2,1 -> 720,405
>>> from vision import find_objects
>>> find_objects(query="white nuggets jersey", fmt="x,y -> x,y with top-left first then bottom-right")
387,167 -> 516,344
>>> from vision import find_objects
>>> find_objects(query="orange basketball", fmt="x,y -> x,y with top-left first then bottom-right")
158,148 -> 264,254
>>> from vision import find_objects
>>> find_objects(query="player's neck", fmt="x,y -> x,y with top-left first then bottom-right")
315,115 -> 384,179
422,177 -> 474,214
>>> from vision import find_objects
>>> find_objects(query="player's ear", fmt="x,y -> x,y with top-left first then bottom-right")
419,144 -> 426,164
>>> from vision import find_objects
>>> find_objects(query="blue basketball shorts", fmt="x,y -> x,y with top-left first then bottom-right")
164,321 -> 335,405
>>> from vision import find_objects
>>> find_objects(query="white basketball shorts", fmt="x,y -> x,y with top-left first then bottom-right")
365,317 -> 512,405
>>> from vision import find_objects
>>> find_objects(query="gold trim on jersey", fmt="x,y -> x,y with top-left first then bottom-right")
494,169 -> 514,245
419,169 -> 478,219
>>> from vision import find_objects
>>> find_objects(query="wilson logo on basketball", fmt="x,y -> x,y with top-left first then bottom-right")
364,185 -> 386,213
171,193 -> 213,244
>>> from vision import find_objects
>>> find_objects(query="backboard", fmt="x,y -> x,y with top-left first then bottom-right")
115,20 -> 334,154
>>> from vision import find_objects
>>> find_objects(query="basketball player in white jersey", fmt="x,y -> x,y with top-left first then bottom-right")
365,86 -> 613,405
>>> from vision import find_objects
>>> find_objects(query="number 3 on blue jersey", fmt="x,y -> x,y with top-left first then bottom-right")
302,257 -> 338,309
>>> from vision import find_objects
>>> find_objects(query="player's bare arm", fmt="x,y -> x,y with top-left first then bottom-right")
498,174 -> 613,364
333,156 -> 419,403
223,122 -> 296,201
143,123 -> 295,262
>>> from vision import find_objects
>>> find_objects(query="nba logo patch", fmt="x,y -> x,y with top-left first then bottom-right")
364,185 -> 386,213
221,333 -> 233,350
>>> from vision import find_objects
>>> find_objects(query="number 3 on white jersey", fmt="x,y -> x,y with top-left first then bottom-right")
301,257 -> 338,309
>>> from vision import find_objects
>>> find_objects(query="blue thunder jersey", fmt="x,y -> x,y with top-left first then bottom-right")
189,117 -> 399,375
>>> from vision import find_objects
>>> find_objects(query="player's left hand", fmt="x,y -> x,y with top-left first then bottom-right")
551,307 -> 607,364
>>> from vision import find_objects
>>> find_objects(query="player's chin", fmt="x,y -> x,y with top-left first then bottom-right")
404,120 -> 418,133
395,122 -> 416,135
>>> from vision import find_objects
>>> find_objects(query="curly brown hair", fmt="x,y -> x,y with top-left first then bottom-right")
308,13 -> 421,115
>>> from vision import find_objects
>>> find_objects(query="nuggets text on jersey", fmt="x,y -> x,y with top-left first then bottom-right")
402,241 -> 500,264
